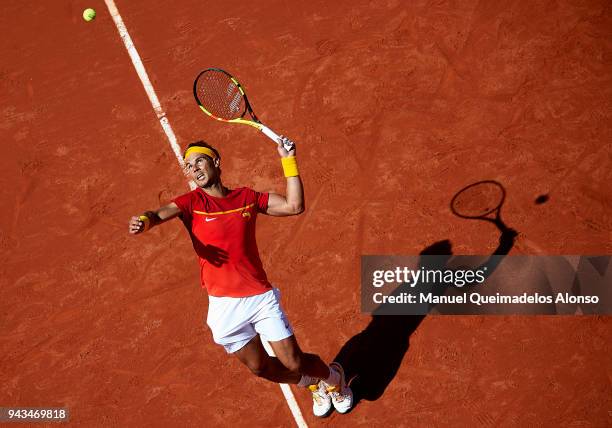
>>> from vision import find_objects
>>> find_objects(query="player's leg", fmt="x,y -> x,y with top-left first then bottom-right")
264,335 -> 334,417
232,334 -> 300,384
252,289 -> 336,383
253,288 -> 352,415
267,335 -> 330,379
268,334 -> 353,414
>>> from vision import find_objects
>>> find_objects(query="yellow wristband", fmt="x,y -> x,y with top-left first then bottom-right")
281,156 -> 299,178
138,215 -> 151,231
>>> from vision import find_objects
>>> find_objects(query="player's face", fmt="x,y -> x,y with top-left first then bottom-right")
184,153 -> 219,187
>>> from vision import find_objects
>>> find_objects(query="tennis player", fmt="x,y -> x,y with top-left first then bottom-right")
128,138 -> 352,417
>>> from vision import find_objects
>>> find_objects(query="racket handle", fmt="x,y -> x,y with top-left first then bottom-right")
260,125 -> 295,152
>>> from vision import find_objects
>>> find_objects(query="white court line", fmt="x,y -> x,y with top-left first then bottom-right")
262,341 -> 308,428
103,0 -> 196,189
103,1 -> 308,426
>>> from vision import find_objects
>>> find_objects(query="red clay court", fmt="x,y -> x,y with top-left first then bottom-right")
1,0 -> 610,426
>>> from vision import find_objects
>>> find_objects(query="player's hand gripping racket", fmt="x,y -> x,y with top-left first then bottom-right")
193,68 -> 294,152
451,180 -> 510,231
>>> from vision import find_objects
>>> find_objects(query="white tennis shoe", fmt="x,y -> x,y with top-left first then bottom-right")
308,382 -> 332,417
325,362 -> 353,413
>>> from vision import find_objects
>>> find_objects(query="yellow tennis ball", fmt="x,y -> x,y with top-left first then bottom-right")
83,8 -> 96,22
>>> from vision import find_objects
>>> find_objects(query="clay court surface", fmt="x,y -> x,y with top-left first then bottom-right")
1,0 -> 611,426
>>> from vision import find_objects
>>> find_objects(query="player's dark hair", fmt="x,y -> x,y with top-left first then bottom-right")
183,140 -> 220,160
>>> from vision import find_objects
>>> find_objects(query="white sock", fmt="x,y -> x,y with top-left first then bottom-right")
324,366 -> 340,387
297,375 -> 318,388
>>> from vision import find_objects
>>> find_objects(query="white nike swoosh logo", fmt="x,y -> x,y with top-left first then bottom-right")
205,217 -> 217,222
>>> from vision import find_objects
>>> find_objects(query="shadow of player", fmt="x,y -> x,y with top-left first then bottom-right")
333,203 -> 518,407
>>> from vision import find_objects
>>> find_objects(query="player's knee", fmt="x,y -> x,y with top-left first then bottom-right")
247,360 -> 269,378
282,353 -> 305,374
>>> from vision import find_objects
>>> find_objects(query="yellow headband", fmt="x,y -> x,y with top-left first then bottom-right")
183,146 -> 218,161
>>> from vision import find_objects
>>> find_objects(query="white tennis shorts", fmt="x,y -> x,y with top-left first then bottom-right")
206,288 -> 294,353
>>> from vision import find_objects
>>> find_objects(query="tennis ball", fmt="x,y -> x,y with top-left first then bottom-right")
83,8 -> 96,22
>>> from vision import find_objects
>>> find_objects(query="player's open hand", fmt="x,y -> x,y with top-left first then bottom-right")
128,216 -> 146,234
277,136 -> 296,157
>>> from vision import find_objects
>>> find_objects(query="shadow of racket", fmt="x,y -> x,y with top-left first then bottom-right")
450,180 -> 517,237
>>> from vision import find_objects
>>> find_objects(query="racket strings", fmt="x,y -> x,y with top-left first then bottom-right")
196,72 -> 246,120
452,183 -> 505,218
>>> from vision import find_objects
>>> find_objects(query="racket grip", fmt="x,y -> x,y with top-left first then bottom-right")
260,126 -> 294,151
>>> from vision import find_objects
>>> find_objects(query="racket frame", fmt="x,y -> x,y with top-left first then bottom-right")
193,68 -> 294,151
450,180 -> 506,223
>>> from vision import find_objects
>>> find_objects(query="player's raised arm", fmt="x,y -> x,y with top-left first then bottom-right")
265,137 -> 305,217
128,202 -> 182,234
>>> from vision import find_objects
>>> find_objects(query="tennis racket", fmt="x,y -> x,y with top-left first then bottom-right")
451,180 -> 508,230
193,68 -> 294,152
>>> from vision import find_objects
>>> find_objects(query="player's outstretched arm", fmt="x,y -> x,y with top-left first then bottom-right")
266,137 -> 305,217
128,202 -> 181,234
